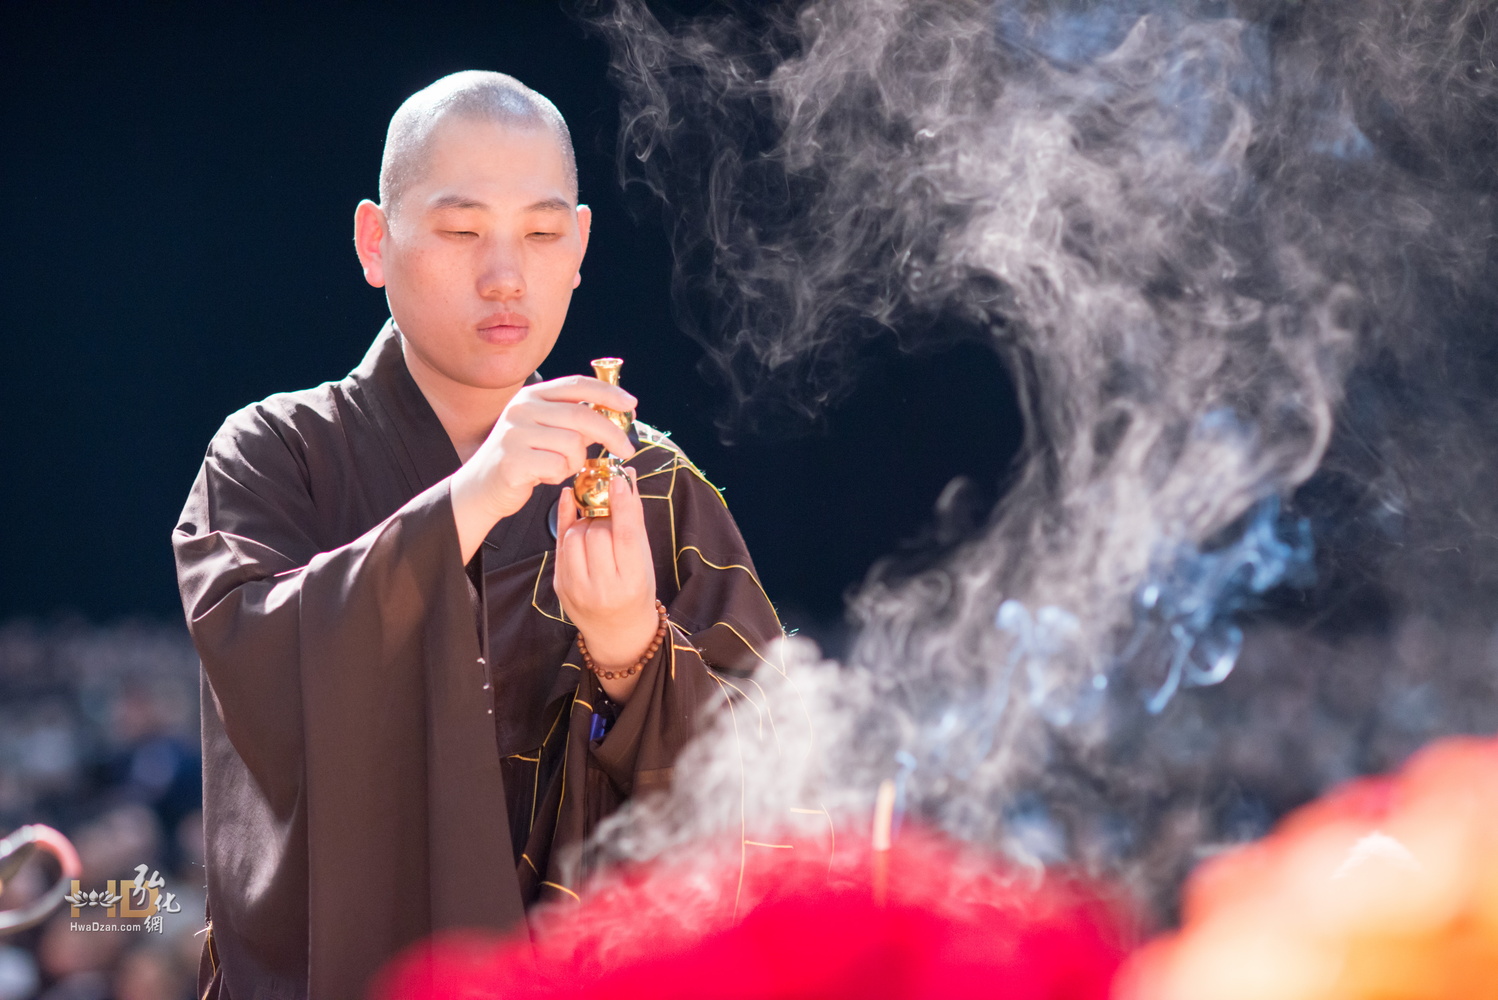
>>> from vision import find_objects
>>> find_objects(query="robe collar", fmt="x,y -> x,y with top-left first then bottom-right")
346,317 -> 543,498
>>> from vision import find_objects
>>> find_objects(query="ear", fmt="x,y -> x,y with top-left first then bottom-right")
572,204 -> 593,289
353,199 -> 390,288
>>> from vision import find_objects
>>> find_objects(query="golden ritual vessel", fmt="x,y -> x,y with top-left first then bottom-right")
573,357 -> 632,518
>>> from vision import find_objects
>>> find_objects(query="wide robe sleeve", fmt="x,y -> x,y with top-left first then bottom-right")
172,401 -> 523,1000
526,426 -> 787,902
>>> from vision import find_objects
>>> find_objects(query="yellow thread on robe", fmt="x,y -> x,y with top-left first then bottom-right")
531,754 -> 542,831
667,462 -> 681,589
554,730 -> 570,828
709,673 -> 767,738
541,881 -> 580,902
531,552 -> 570,625
705,670 -> 749,919
527,706 -> 567,833
677,546 -> 776,610
746,674 -> 782,751
708,620 -> 787,677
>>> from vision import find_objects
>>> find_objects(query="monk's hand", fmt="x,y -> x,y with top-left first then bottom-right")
553,467 -> 659,704
453,375 -> 636,527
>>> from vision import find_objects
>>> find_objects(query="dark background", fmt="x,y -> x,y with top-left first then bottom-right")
0,1 -> 1023,654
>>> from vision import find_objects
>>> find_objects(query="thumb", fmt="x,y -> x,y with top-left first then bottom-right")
555,488 -> 578,547
610,466 -> 646,546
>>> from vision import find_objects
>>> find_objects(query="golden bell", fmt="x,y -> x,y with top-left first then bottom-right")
573,357 -> 632,518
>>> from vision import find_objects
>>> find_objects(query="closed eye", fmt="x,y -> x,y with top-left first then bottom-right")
442,230 -> 478,238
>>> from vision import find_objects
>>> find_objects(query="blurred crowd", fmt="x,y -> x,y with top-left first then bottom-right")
0,617 -> 204,1000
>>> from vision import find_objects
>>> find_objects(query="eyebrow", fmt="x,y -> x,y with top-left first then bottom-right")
429,195 -> 488,211
426,195 -> 573,214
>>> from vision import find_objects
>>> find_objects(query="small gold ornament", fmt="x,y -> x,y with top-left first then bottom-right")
573,357 -> 632,518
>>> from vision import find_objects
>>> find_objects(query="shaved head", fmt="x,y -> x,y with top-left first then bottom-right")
379,70 -> 578,219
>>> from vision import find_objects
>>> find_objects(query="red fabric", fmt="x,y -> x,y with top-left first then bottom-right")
371,828 -> 1127,1000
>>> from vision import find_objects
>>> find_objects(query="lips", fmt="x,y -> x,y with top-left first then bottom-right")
477,311 -> 530,346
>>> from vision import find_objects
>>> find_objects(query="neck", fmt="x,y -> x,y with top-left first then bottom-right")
399,335 -> 525,465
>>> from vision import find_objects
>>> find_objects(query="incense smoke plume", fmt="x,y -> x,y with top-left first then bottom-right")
580,0 -> 1498,918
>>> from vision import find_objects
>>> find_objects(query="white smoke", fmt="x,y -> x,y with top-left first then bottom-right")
579,0 -> 1498,920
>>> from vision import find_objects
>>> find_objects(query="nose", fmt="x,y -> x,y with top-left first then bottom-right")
477,235 -> 525,300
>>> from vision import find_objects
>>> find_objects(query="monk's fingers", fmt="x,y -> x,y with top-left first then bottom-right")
512,425 -> 589,477
491,449 -> 574,497
581,514 -> 622,581
607,469 -> 652,566
582,473 -> 655,604
527,376 -> 637,419
554,511 -> 592,601
554,490 -> 577,543
513,400 -> 635,460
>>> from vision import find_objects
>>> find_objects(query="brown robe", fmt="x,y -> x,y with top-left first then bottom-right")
172,319 -> 783,1000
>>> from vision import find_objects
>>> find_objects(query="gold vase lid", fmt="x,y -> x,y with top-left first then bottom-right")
590,357 -> 631,433
591,357 -> 623,385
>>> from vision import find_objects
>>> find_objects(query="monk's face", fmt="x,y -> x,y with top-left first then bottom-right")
356,116 -> 590,392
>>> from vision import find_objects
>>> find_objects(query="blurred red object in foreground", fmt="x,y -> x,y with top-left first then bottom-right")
1119,735 -> 1498,1000
370,827 -> 1127,1000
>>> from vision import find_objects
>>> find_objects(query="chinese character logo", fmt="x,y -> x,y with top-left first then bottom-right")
64,864 -> 181,932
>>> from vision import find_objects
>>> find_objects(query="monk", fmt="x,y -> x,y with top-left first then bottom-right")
171,70 -> 784,1000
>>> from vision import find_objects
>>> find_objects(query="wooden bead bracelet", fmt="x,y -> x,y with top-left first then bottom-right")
578,600 -> 670,681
